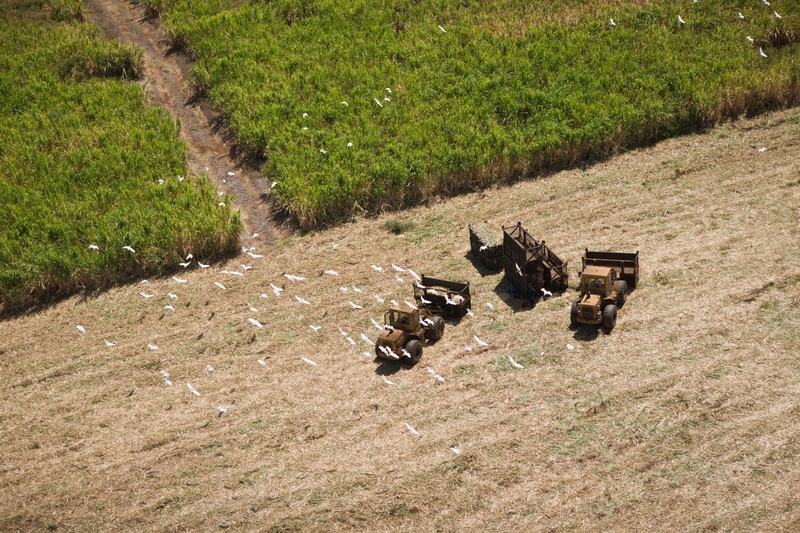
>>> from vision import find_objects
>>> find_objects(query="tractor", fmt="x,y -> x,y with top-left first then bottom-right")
375,303 -> 445,364
571,250 -> 638,331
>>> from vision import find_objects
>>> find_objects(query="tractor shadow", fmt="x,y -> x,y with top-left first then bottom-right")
463,251 -> 503,277
372,337 -> 445,376
569,324 -> 601,341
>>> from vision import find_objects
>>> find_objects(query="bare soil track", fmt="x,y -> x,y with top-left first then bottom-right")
85,0 -> 282,244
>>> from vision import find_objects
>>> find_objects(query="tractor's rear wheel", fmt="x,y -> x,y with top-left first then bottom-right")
570,301 -> 580,326
428,316 -> 445,341
602,304 -> 617,330
405,339 -> 423,364
617,280 -> 628,307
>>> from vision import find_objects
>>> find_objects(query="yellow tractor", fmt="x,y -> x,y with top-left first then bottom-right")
375,303 -> 445,364
571,250 -> 639,331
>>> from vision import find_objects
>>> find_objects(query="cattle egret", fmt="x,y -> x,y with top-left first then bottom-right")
248,318 -> 263,328
164,305 -> 175,311
338,327 -> 348,337
746,36 -> 754,43
331,242 -> 338,249
464,346 -> 473,352
451,447 -> 461,455
295,296 -> 311,305
347,337 -> 357,347
352,285 -> 363,293
241,265 -> 253,271
347,142 -> 353,147
173,276 -> 187,283
567,344 -> 575,351
214,282 -> 227,290
508,355 -> 524,369
391,263 -> 406,272
384,97 -> 391,102
395,275 -> 404,284
371,265 -> 384,272
341,101 -> 348,106
104,339 -> 115,347
386,88 -> 392,93
438,25 -> 446,33
390,299 -> 399,306
217,406 -> 227,415
320,149 -> 327,155
404,300 -> 417,309
405,423 -> 420,435
179,261 -> 191,268
486,303 -> 494,310
260,293 -> 269,299
759,147 -> 767,152
186,253 -> 193,260
218,202 -> 225,206
88,244 -> 99,251
738,12 -> 744,19
515,263 -> 522,276
168,293 -> 178,299
302,113 -> 308,118
186,383 -> 201,396
76,325 -> 86,334
206,365 -> 214,373
407,269 -> 421,282
382,376 -> 394,385
479,245 -> 488,251
774,11 -> 781,19
434,374 -> 445,383
248,305 -> 258,312
340,287 -> 349,292
198,262 -> 210,268
420,296 -> 432,305
123,245 -> 135,253
324,270 -> 339,276
401,348 -> 411,358
374,295 -> 385,304
247,252 -> 264,259
229,271 -> 243,277
541,288 -> 552,298
140,292 -> 154,298
466,308 -> 474,318
258,359 -> 268,368
271,284 -> 283,297
148,344 -> 159,351
302,357 -> 317,366
348,301 -> 363,310
760,47 -> 768,58
227,171 -> 235,177
285,274 -> 305,282
373,98 -> 383,108
360,333 -> 374,346
310,325 -> 322,332
474,335 -> 488,347
371,319 -> 384,331
384,324 -> 395,332
678,15 -> 685,24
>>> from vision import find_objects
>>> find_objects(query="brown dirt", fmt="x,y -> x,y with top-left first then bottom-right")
84,0 -> 283,245
2,106 -> 800,531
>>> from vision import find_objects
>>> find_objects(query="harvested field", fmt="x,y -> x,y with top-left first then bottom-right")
2,107 -> 800,531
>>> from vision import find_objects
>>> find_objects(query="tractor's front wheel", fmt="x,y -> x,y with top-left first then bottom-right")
570,301 -> 580,326
404,339 -> 423,364
617,280 -> 628,307
602,304 -> 617,330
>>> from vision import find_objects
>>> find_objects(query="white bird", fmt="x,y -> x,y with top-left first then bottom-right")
186,253 -> 193,260
677,15 -> 685,24
228,271 -> 244,277
383,346 -> 400,360
320,149 -> 327,155
104,339 -> 115,347
206,365 -> 214,373
258,359 -> 268,369
763,0 -> 770,6
567,344 -> 575,351
227,171 -> 235,177
147,344 -> 159,351
382,375 -> 394,385
341,101 -> 348,106
444,295 -> 456,306
401,348 -> 411,358
384,324 -> 395,332
438,24 -> 446,33
270,283 -> 283,296
164,305 -> 175,311
260,293 -> 269,299
515,263 -> 522,276
405,423 -> 420,436
390,299 -> 399,306
371,318 -> 384,331
248,318 -> 263,328
173,276 -> 187,283
760,47 -> 768,58
310,325 -> 322,332
347,337 -> 357,347
386,88 -> 392,93
474,335 -> 488,347
486,303 -> 494,310
217,406 -> 227,415
478,245 -> 488,251
451,447 -> 461,455
774,11 -> 781,19
508,355 -> 524,369
214,282 -> 227,290
466,308 -> 474,318
738,12 -> 744,19
338,327 -> 347,336
186,383 -> 201,396
295,296 -> 311,305
541,288 -> 552,298
331,242 -> 338,249
179,261 -> 191,268
247,252 -> 263,259
76,325 -> 86,334
746,36 -> 754,43
167,293 -> 178,299
218,191 -> 224,196
373,98 -> 384,108
163,379 -> 173,386
252,233 -> 259,238
759,147 -> 767,152
384,96 -> 391,102
404,300 -> 417,309
247,304 -> 257,312
391,263 -> 406,272
324,270 -> 339,276
198,262 -> 210,268
271,181 -> 278,188
407,269 -> 422,282
609,18 -> 615,27
348,301 -> 363,310
434,374 -> 445,383
374,295 -> 385,304
464,346 -> 473,352
140,292 -> 154,298
178,176 -> 184,182
88,244 -> 99,251
140,279 -> 149,284
123,245 -> 135,253
284,274 -> 305,282
302,357 -> 317,366
363,352 -> 371,358
340,286 -> 349,292
352,285 -> 363,293
395,275 -> 404,284
420,296 -> 432,305
241,265 -> 253,271
361,333 -> 374,346
218,202 -> 225,207
371,265 -> 384,272
346,142 -> 353,147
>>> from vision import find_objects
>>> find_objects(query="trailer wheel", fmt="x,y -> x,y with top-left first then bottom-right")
602,304 -> 617,330
570,301 -> 579,326
405,339 -> 423,364
617,281 -> 628,307
428,316 -> 445,341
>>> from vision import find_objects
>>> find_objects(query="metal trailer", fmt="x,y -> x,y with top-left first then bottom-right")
581,249 -> 639,288
468,222 -> 503,271
413,275 -> 471,318
502,222 -> 569,299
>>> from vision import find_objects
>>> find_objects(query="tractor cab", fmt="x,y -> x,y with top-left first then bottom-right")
385,306 -> 419,332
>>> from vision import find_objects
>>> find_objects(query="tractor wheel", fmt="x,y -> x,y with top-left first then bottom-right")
617,280 -> 628,307
404,339 -> 423,365
428,316 -> 445,341
602,304 -> 617,330
570,301 -> 580,326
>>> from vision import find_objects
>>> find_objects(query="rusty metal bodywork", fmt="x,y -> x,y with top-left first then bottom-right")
572,250 -> 639,331
469,222 -> 503,271
375,304 -> 444,364
413,275 -> 471,318
503,222 -> 569,299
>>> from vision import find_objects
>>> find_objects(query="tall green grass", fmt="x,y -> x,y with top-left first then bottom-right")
0,4 -> 241,311
137,0 -> 800,229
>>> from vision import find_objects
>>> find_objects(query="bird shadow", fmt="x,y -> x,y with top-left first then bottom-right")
463,251 -> 503,277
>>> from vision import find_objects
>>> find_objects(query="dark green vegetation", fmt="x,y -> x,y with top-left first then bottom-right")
0,1 -> 241,311
141,0 -> 799,228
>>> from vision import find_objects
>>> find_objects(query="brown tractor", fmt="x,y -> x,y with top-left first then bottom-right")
375,304 -> 445,364
571,250 -> 638,331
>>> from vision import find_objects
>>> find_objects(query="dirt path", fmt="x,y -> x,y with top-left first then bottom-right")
84,0 -> 282,245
